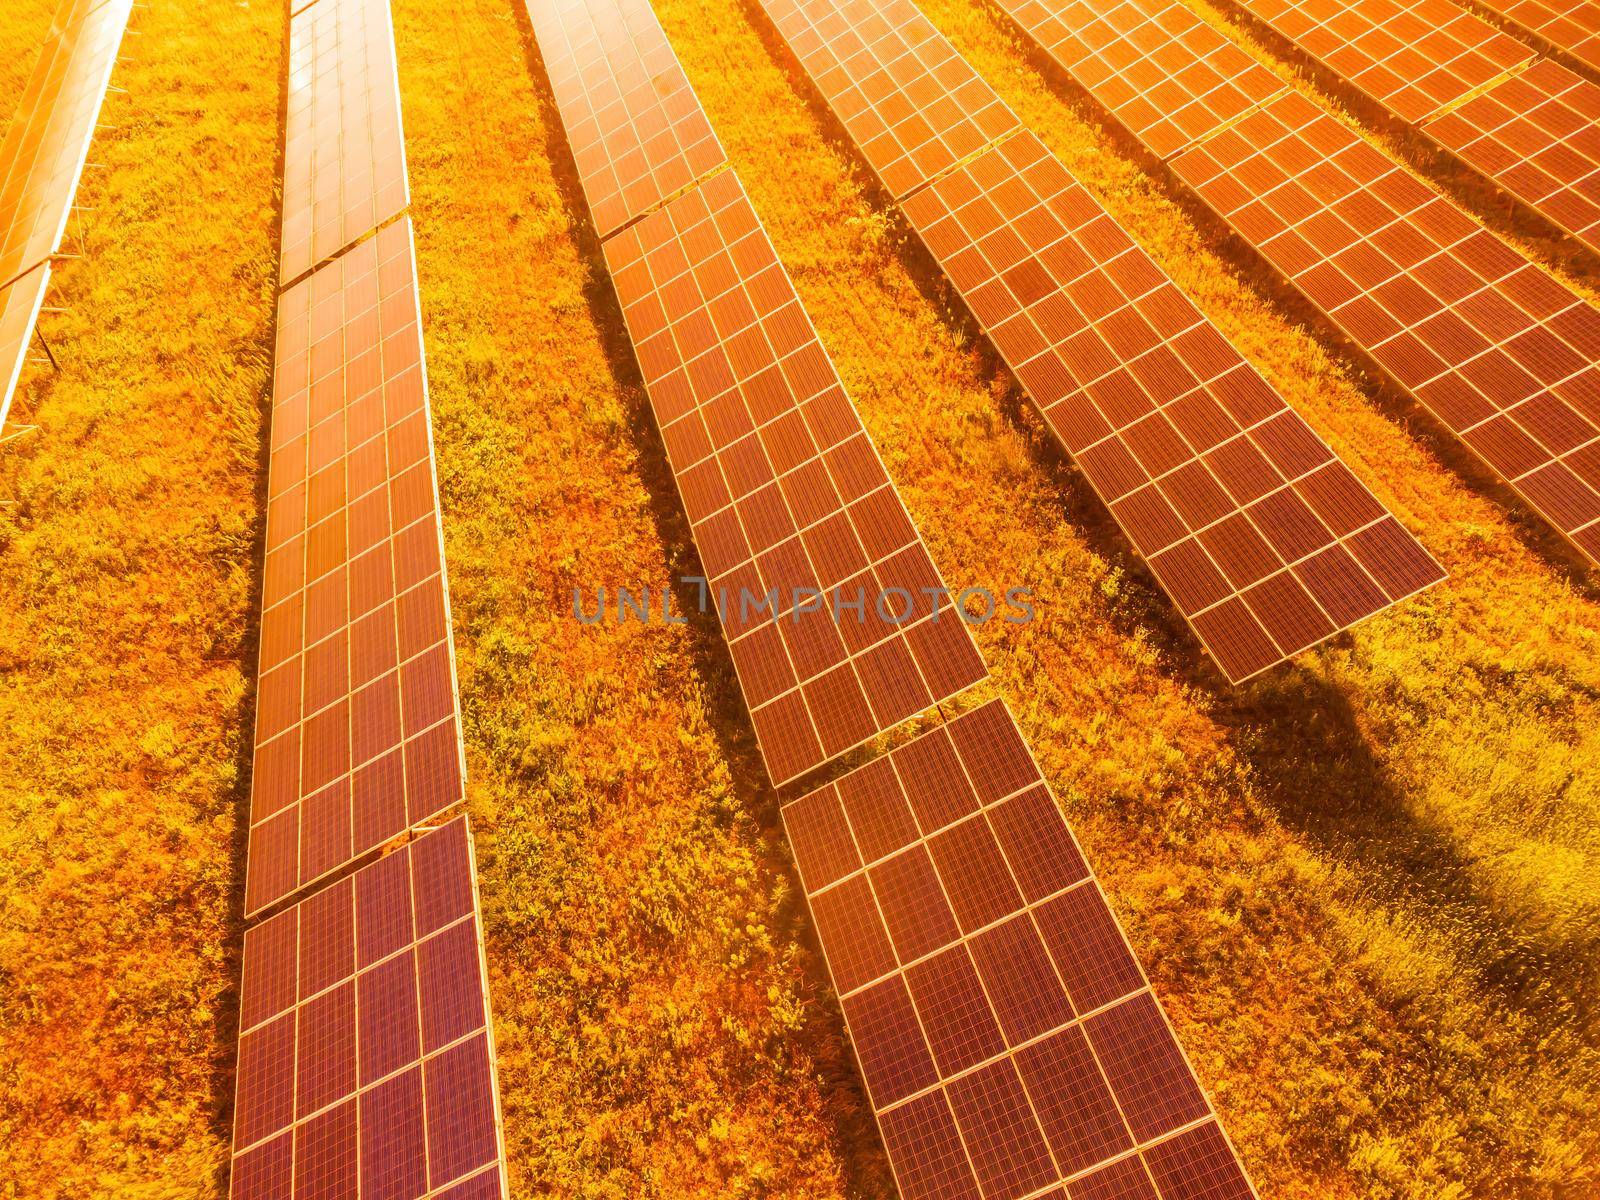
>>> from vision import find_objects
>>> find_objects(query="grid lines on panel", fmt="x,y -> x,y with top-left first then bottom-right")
0,0 -> 131,292
782,699 -> 1255,1200
0,262 -> 49,431
601,169 -> 987,784
997,0 -> 1600,562
1233,0 -> 1600,254
280,0 -> 410,286
1171,90 -> 1600,561
757,0 -> 1441,680
761,0 -> 1021,198
525,0 -> 728,239
246,217 -> 465,918
230,818 -> 506,1200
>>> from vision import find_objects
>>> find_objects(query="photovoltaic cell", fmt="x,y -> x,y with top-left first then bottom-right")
230,817 -> 507,1200
783,699 -> 1255,1200
246,217 -> 466,918
761,0 -> 1020,198
601,169 -> 987,782
0,261 -> 49,430
996,0 -> 1600,563
526,0 -> 728,239
760,0 -> 1441,681
0,0 -> 131,291
279,0 -> 410,285
1234,0 -> 1600,254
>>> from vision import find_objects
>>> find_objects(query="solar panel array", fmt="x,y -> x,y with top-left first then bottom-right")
528,0 -> 987,786
1425,58 -> 1600,250
1241,0 -> 1532,122
784,698 -> 1254,1200
528,0 -> 727,239
1234,0 -> 1600,254
760,0 -> 1442,682
1476,0 -> 1600,75
234,2 -> 506,1196
232,818 -> 506,1200
527,0 -> 1259,1193
0,0 -> 132,429
248,217 -> 467,919
279,0 -> 410,285
991,0 -> 1600,565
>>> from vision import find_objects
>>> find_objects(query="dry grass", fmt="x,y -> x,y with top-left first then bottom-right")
0,0 -> 1596,1196
0,0 -> 278,1195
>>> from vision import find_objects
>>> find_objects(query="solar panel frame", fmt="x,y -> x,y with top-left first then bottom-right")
279,0 -> 411,286
600,168 -> 989,783
525,0 -> 730,239
246,216 -> 468,919
230,816 -> 510,1200
0,261 -> 49,432
1422,57 -> 1600,251
757,0 -> 1442,680
0,0 -> 132,291
783,698 -> 1257,1200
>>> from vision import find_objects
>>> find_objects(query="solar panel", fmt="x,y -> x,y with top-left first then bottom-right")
280,0 -> 410,286
1234,0 -> 1600,254
989,0 -> 1289,157
1174,91 -> 1600,563
761,0 -> 1020,198
246,217 -> 466,918
0,261 -> 49,430
1424,59 -> 1600,252
993,0 -> 1600,565
1475,0 -> 1600,74
526,0 -> 728,239
783,698 -> 1256,1200
0,0 -> 131,290
230,817 -> 507,1200
1239,0 -> 1532,121
601,169 -> 987,782
759,0 -> 1442,681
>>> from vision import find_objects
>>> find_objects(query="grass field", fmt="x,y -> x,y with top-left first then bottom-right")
1,0 -> 1597,1196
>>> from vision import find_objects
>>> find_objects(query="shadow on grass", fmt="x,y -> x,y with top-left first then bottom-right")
1220,666 -> 1599,1028
505,6 -> 897,1194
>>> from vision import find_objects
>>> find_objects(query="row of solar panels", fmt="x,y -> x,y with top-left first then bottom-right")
993,0 -> 1600,565
526,0 -> 1261,1195
0,0 -> 133,431
233,0 -> 509,1196
5,0 -> 1593,1191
